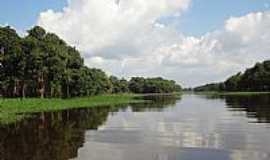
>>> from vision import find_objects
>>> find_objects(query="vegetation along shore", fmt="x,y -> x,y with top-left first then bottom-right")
0,26 -> 182,99
193,60 -> 270,93
0,94 -> 144,124
0,26 -> 182,124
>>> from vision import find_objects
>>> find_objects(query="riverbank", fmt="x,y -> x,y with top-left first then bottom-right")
193,91 -> 270,96
0,94 -> 143,124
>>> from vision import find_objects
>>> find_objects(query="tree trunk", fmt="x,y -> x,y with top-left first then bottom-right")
66,83 -> 70,98
40,85 -> 45,98
13,80 -> 16,97
18,80 -> 26,100
13,79 -> 19,97
38,74 -> 45,98
21,81 -> 26,99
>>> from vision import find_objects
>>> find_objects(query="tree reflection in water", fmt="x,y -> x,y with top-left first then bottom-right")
130,94 -> 181,112
201,94 -> 270,123
0,107 -> 116,160
0,95 -> 180,160
224,95 -> 270,123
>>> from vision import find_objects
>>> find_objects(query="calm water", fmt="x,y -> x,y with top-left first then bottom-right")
1,94 -> 270,160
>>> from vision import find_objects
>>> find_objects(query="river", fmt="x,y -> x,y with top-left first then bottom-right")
1,94 -> 270,160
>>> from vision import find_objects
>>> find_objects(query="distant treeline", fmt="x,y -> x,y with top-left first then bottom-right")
193,83 -> 225,92
194,60 -> 270,92
0,26 -> 182,98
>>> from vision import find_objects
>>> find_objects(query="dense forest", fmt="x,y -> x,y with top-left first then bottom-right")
193,83 -> 225,92
128,77 -> 181,94
0,26 -> 181,98
194,60 -> 270,92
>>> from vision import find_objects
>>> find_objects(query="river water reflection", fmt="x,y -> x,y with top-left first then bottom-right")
1,94 -> 270,160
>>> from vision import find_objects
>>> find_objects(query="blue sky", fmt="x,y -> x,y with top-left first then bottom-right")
0,0 -> 269,35
165,0 -> 270,36
0,0 -> 67,31
1,0 -> 270,86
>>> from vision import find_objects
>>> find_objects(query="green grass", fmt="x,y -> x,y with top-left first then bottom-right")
0,94 -> 143,124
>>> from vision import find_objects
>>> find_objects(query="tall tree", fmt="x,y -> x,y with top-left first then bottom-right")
0,25 -> 182,98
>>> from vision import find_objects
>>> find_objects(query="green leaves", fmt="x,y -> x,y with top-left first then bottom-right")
110,76 -> 129,93
0,25 -> 182,98
27,26 -> 46,40
237,60 -> 270,91
195,60 -> 270,92
225,72 -> 242,91
129,77 -> 182,94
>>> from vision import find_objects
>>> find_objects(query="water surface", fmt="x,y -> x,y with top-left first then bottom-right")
1,94 -> 270,160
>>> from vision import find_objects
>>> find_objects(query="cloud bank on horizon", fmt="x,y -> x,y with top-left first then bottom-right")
37,0 -> 270,87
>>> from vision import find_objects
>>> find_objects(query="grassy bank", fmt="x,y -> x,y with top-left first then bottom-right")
194,91 -> 270,96
0,94 -> 143,124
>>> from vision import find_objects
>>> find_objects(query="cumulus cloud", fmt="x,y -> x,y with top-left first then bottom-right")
37,0 -> 270,87
38,0 -> 190,58
156,12 -> 270,86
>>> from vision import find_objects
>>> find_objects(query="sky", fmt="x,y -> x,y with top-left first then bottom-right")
1,0 -> 270,87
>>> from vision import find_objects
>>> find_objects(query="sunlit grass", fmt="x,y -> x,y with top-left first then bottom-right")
0,94 -> 143,124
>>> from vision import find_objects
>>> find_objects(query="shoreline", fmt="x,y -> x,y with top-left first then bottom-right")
192,91 -> 270,96
0,93 -> 181,124
2,91 -> 265,124
0,94 -> 143,124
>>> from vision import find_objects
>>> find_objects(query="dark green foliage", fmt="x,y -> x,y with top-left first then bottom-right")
27,26 -> 46,40
129,77 -> 182,94
224,72 -> 242,91
194,83 -> 225,92
0,26 -> 112,98
237,61 -> 270,91
194,60 -> 270,92
110,76 -> 129,93
224,61 -> 270,92
0,26 -> 24,97
128,77 -> 145,93
0,26 -> 181,98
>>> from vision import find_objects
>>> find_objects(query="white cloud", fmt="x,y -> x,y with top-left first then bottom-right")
37,1 -> 270,87
225,12 -> 265,42
38,0 -> 190,58
157,12 -> 270,86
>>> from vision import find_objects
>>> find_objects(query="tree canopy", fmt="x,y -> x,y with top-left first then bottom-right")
0,26 -> 182,98
194,60 -> 270,92
194,83 -> 225,92
129,77 -> 182,94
